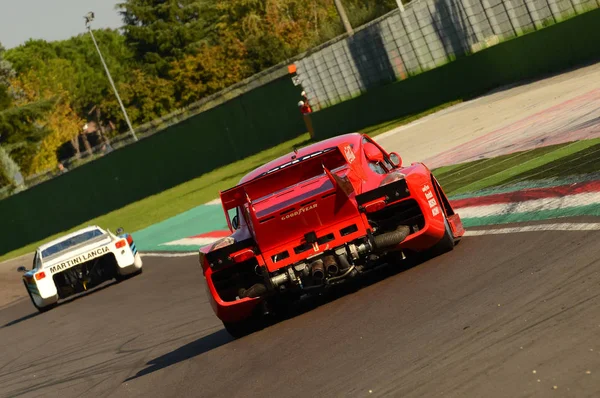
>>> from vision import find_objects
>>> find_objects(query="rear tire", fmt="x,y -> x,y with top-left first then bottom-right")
24,282 -> 57,313
115,267 -> 143,283
223,316 -> 262,339
428,218 -> 455,257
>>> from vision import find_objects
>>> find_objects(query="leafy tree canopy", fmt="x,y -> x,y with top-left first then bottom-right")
117,0 -> 220,76
0,43 -> 15,110
6,30 -> 135,115
0,41 -> 54,185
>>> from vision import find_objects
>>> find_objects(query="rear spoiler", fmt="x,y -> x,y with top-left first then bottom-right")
220,148 -> 337,211
220,143 -> 364,211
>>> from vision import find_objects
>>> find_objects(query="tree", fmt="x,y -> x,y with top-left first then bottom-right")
117,0 -> 220,76
0,145 -> 19,189
170,35 -> 250,105
6,30 -> 136,118
27,98 -> 85,175
0,42 -> 53,187
8,58 -> 85,174
0,43 -> 14,110
4,30 -> 174,140
212,0 -> 345,73
104,69 -> 177,125
0,99 -> 53,187
54,29 -> 137,116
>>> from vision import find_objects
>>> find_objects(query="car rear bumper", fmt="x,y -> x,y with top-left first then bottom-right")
116,252 -> 143,275
205,277 -> 263,323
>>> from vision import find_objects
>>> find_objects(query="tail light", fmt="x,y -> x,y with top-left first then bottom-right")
364,199 -> 387,213
231,248 -> 255,263
35,271 -> 46,281
115,240 -> 127,249
126,234 -> 134,245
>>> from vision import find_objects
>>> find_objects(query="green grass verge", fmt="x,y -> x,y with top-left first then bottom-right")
433,138 -> 600,196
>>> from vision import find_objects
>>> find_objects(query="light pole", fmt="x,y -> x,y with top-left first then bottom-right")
333,0 -> 353,35
396,0 -> 405,12
84,12 -> 137,142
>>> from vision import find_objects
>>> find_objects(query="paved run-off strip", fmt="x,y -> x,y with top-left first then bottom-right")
423,87 -> 600,169
133,178 -> 600,253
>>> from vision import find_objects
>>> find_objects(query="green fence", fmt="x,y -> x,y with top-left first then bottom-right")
0,74 -> 306,254
310,8 -> 600,139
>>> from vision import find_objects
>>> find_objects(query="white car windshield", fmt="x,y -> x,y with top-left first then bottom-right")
41,229 -> 104,258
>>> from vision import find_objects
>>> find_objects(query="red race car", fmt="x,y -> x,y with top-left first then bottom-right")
199,133 -> 464,337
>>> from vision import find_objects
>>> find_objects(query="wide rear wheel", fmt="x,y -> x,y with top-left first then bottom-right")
115,267 -> 143,282
223,315 -> 263,339
23,281 -> 56,313
428,217 -> 455,257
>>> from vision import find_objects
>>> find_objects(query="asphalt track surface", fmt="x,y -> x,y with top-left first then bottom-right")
1,218 -> 599,398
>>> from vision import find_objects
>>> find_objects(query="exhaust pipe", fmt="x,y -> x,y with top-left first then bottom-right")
238,283 -> 267,299
373,225 -> 410,250
311,259 -> 325,280
327,253 -> 357,284
323,255 -> 339,276
337,253 -> 352,272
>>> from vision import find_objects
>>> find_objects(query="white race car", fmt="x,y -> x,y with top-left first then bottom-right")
18,225 -> 143,312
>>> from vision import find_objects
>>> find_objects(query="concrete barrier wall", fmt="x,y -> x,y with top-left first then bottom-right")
295,0 -> 599,110
309,7 -> 600,139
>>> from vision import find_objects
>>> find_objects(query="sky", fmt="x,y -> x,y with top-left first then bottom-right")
0,0 -> 122,49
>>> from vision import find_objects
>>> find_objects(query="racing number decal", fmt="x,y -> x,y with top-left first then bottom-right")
422,184 -> 440,217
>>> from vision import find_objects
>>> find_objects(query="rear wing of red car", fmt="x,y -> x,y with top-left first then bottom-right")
220,143 -> 365,228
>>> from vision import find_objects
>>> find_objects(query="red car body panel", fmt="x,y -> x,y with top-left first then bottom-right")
199,133 -> 464,324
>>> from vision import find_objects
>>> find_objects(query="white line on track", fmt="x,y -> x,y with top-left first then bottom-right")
160,237 -> 221,246
141,252 -> 197,258
204,198 -> 222,205
464,222 -> 600,236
